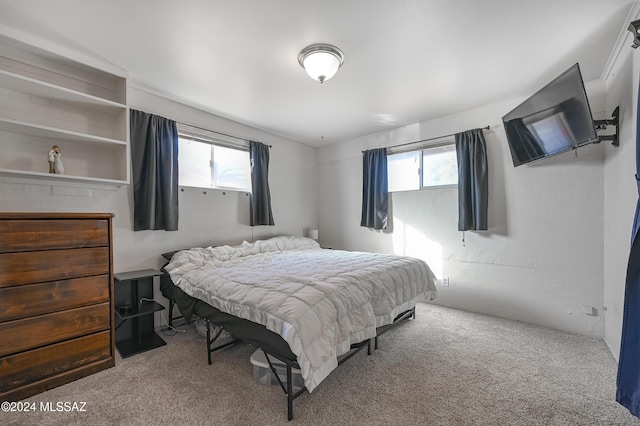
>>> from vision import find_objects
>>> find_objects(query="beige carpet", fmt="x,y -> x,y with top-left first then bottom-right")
4,304 -> 639,425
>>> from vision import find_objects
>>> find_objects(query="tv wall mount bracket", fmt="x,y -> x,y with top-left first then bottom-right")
593,106 -> 619,147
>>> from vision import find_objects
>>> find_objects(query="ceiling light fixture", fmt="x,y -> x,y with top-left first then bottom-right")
298,43 -> 344,84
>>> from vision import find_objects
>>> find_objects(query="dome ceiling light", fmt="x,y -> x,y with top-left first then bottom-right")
298,43 -> 344,84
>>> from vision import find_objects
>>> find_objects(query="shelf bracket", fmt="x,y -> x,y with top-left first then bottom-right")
593,106 -> 619,147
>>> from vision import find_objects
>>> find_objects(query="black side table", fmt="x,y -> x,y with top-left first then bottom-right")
114,269 -> 166,358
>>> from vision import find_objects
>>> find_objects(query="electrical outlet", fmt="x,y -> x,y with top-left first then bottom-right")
582,305 -> 596,316
440,277 -> 450,287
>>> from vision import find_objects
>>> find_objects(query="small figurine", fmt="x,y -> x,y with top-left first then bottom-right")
48,145 -> 64,174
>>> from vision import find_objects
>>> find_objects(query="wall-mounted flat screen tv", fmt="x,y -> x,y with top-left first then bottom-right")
502,63 -> 598,167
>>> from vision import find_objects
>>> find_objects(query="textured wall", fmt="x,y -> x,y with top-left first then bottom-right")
603,48 -> 638,360
318,97 -> 606,337
0,88 -> 319,273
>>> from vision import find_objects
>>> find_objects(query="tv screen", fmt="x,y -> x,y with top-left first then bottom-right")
502,63 -> 598,167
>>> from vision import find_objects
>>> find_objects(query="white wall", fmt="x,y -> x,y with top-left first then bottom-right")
318,94 -> 607,337
2,20 -> 634,345
0,86 -> 319,273
603,47 -> 638,359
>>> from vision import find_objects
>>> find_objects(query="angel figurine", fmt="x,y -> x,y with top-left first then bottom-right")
48,145 -> 64,174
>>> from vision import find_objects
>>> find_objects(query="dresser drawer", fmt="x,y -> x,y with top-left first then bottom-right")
0,303 -> 111,357
0,213 -> 114,401
0,331 -> 111,393
0,247 -> 110,288
0,219 -> 108,253
0,275 -> 111,322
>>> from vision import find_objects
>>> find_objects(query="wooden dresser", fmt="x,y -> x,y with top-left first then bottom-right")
0,212 -> 115,401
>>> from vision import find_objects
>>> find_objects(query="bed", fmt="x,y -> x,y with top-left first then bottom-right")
161,236 -> 437,420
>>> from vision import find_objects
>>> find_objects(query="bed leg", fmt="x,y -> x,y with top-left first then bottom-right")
168,299 -> 174,327
367,339 -> 372,355
287,363 -> 294,421
374,336 -> 379,350
206,319 -> 212,365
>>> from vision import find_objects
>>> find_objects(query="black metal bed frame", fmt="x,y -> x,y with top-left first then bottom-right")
200,306 -> 416,421
166,298 -> 416,421
374,307 -> 416,350
168,299 -> 185,327
205,318 -> 242,365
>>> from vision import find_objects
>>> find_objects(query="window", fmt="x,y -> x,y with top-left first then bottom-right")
421,144 -> 458,187
178,135 -> 251,192
387,143 -> 458,192
387,151 -> 420,192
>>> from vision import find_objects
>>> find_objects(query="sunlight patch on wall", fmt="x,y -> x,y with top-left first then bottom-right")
392,217 -> 443,278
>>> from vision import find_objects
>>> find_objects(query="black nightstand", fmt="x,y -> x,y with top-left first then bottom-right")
114,269 -> 166,358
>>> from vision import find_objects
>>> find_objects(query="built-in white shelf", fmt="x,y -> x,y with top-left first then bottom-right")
0,118 -> 127,146
0,168 -> 128,190
0,70 -> 126,111
0,32 -> 129,189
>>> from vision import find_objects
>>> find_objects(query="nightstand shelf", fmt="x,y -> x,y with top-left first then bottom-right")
115,333 -> 167,359
116,300 -> 165,320
114,269 -> 166,358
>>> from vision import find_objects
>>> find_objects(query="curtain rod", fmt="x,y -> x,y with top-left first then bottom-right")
176,120 -> 272,148
362,125 -> 490,153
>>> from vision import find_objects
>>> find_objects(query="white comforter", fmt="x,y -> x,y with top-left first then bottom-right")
165,236 -> 437,392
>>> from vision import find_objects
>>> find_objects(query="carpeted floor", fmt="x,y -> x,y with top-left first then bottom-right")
4,303 -> 639,425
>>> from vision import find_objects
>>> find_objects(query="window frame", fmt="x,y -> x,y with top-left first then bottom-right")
387,142 -> 458,193
177,131 -> 252,193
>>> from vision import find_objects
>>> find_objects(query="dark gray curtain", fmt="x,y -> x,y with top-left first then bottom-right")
455,129 -> 488,231
360,148 -> 388,230
616,80 -> 640,419
249,141 -> 274,226
130,109 -> 179,231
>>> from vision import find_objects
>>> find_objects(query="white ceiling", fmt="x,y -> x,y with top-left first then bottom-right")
0,0 -> 635,147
